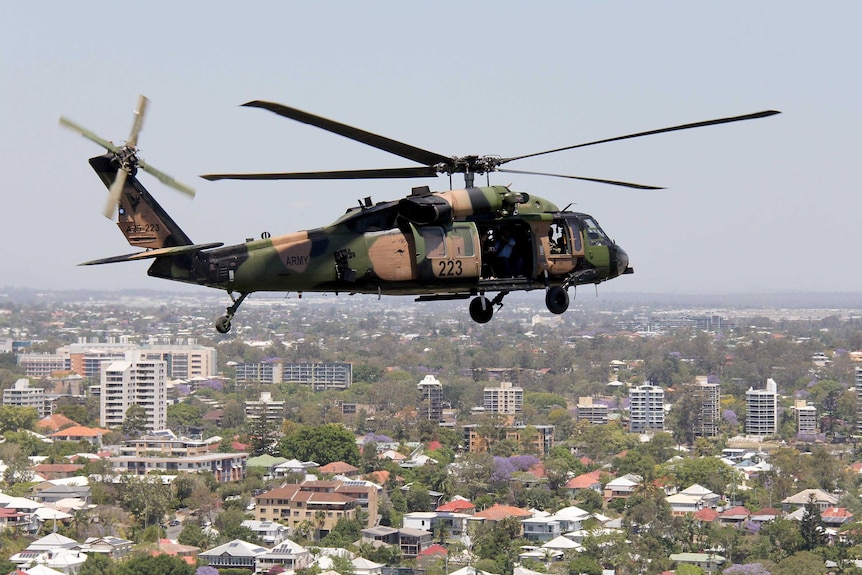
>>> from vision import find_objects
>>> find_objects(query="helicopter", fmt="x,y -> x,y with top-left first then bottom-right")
61,96 -> 779,333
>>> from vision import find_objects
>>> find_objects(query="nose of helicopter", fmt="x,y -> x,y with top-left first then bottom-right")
613,245 -> 631,277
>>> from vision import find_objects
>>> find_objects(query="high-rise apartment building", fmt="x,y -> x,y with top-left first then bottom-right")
55,341 -> 217,380
794,400 -> 817,434
245,392 -> 286,425
694,376 -> 720,438
3,379 -> 52,418
483,381 -> 523,415
281,362 -> 353,390
236,359 -> 284,384
629,383 -> 665,433
746,378 -> 778,436
417,375 -> 443,421
576,397 -> 609,425
100,351 -> 167,431
856,366 -> 862,435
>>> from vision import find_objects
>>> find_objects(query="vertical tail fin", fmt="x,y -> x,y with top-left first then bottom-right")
89,154 -> 194,248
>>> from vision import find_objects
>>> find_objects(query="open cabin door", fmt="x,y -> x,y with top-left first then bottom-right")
414,222 -> 481,281
535,218 -> 584,277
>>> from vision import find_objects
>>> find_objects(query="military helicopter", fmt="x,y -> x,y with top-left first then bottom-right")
61,96 -> 778,333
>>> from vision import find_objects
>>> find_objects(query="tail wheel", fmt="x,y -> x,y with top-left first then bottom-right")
546,286 -> 569,314
469,296 -> 494,323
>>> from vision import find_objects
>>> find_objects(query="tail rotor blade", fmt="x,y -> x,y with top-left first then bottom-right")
59,116 -> 120,154
127,95 -> 149,148
104,168 -> 128,219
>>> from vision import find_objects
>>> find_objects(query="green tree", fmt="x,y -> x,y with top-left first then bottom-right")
115,554 -> 194,575
178,522 -> 210,548
0,404 -> 38,433
0,442 -> 34,485
122,404 -> 149,436
248,415 -> 278,457
79,552 -> 117,575
404,484 -> 431,512
167,401 -> 204,431
221,399 -> 246,429
118,476 -> 171,533
278,423 -> 360,466
799,493 -> 826,551
772,551 -> 826,575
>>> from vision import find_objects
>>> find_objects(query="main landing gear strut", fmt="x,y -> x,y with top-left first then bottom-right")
469,291 -> 508,323
215,291 -> 250,334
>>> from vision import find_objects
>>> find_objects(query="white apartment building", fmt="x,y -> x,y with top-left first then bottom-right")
856,366 -> 862,435
417,375 -> 443,421
576,396 -> 609,425
483,381 -> 523,415
694,376 -> 720,437
55,341 -> 217,380
3,379 -> 52,418
280,362 -> 353,390
245,392 -> 286,425
100,351 -> 167,431
794,400 -> 817,434
629,383 -> 665,433
746,378 -> 778,437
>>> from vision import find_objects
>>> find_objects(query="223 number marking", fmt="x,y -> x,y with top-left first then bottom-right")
125,224 -> 161,234
436,260 -> 463,277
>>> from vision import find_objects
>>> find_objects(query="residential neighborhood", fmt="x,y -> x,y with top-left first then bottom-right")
1,290 -> 862,575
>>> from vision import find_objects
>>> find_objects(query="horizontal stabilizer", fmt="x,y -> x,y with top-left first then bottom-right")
79,242 -> 224,266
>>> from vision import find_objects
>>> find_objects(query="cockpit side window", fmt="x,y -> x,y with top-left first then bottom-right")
582,217 -> 611,247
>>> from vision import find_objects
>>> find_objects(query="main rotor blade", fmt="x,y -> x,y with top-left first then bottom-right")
59,116 -> 121,154
139,160 -> 196,197
243,100 -> 452,167
202,166 -> 439,181
127,95 -> 149,148
497,168 -> 663,190
501,110 -> 782,164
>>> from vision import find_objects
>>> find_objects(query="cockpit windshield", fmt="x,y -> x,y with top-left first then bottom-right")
581,216 -> 611,246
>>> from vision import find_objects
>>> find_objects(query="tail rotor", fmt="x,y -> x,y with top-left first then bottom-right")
60,95 -> 195,220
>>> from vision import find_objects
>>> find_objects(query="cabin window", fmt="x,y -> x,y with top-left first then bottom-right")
450,226 -> 475,257
422,227 -> 446,258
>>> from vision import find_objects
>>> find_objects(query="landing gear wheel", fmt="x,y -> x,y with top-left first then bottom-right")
215,316 -> 232,334
546,286 -> 569,314
469,296 -> 494,324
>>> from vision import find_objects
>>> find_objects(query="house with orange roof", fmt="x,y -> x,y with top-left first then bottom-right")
822,506 -> 853,527
694,508 -> 720,523
318,461 -> 360,478
151,539 -> 200,566
49,425 -> 110,446
35,414 -> 78,433
717,506 -> 751,526
417,543 -> 448,568
364,469 -> 404,487
436,497 -> 475,515
565,470 -> 603,496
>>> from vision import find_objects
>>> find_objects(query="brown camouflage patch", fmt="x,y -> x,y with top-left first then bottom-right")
367,230 -> 416,281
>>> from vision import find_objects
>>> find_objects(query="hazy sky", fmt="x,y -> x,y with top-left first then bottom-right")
2,2 -> 859,296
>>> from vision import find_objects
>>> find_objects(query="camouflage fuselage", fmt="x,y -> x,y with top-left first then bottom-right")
147,185 -> 630,296
85,155 -> 630,299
